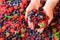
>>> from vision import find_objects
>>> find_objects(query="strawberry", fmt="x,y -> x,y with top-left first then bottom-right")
14,24 -> 19,27
54,36 -> 59,40
44,37 -> 50,40
0,7 -> 6,13
52,32 -> 60,40
22,0 -> 28,5
19,8 -> 24,13
25,32 -> 29,37
13,14 -> 18,19
9,7 -> 14,13
12,37 -> 16,40
20,2 -> 24,8
8,21 -> 12,26
0,37 -> 4,40
6,32 -> 10,38
10,28 -> 15,33
20,15 -> 24,19
0,0 -> 4,4
0,28 -> 2,33
20,28 -> 26,33
2,26 -> 6,32
21,33 -> 26,38
39,22 -> 45,28
14,5 -> 18,10
52,27 -> 57,33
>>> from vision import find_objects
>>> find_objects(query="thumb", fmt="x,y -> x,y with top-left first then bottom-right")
25,2 -> 34,19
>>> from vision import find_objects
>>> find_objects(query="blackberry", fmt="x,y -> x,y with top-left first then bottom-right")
34,24 -> 40,29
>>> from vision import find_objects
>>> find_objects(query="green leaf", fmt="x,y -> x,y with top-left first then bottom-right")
4,14 -> 12,19
22,28 -> 26,31
52,27 -> 57,30
0,2 -> 2,4
8,0 -> 11,3
52,32 -> 60,37
21,34 -> 25,37
40,22 -> 45,28
7,16 -> 12,19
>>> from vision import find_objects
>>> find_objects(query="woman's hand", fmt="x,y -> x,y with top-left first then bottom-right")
25,0 -> 59,33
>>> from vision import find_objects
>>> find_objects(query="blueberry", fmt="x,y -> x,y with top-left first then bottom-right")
39,12 -> 45,16
34,24 -> 40,29
7,37 -> 12,40
28,11 -> 35,17
12,0 -> 18,6
26,36 -> 30,40
39,7 -> 43,11
30,11 -> 35,15
27,28 -> 31,32
30,30 -> 34,36
25,22 -> 28,26
15,27 -> 19,30
13,20 -> 17,24
22,18 -> 26,23
57,20 -> 60,25
2,14 -> 5,19
35,32 -> 39,35
35,37 -> 39,40
34,19 -> 39,23
11,10 -> 19,16
0,22 -> 3,28
6,29 -> 10,32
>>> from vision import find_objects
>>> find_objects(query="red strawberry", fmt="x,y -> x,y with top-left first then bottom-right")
22,0 -> 28,5
10,28 -> 15,33
13,14 -> 18,19
9,7 -> 13,13
54,36 -> 59,40
2,26 -> 6,32
12,37 -> 16,40
0,7 -> 6,13
8,21 -> 12,26
20,2 -> 24,8
25,32 -> 29,37
14,5 -> 18,10
0,0 -> 4,3
19,8 -> 24,13
0,37 -> 4,40
52,27 -> 57,33
14,24 -> 19,27
44,37 -> 50,40
21,34 -> 26,38
30,38 -> 34,40
20,15 -> 24,19
20,28 -> 26,33
0,28 -> 2,33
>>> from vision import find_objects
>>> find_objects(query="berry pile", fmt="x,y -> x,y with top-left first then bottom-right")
0,0 -> 60,40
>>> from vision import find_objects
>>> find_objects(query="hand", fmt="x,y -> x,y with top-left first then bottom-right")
25,0 -> 58,33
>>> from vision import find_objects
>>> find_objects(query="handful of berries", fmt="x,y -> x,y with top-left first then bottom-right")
28,8 -> 49,32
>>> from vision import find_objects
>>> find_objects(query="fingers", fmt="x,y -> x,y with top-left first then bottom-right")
44,0 -> 59,10
43,7 -> 53,24
36,28 -> 44,33
28,17 -> 34,30
25,3 -> 34,19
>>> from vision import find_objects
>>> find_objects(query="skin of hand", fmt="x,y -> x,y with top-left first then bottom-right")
25,0 -> 59,33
